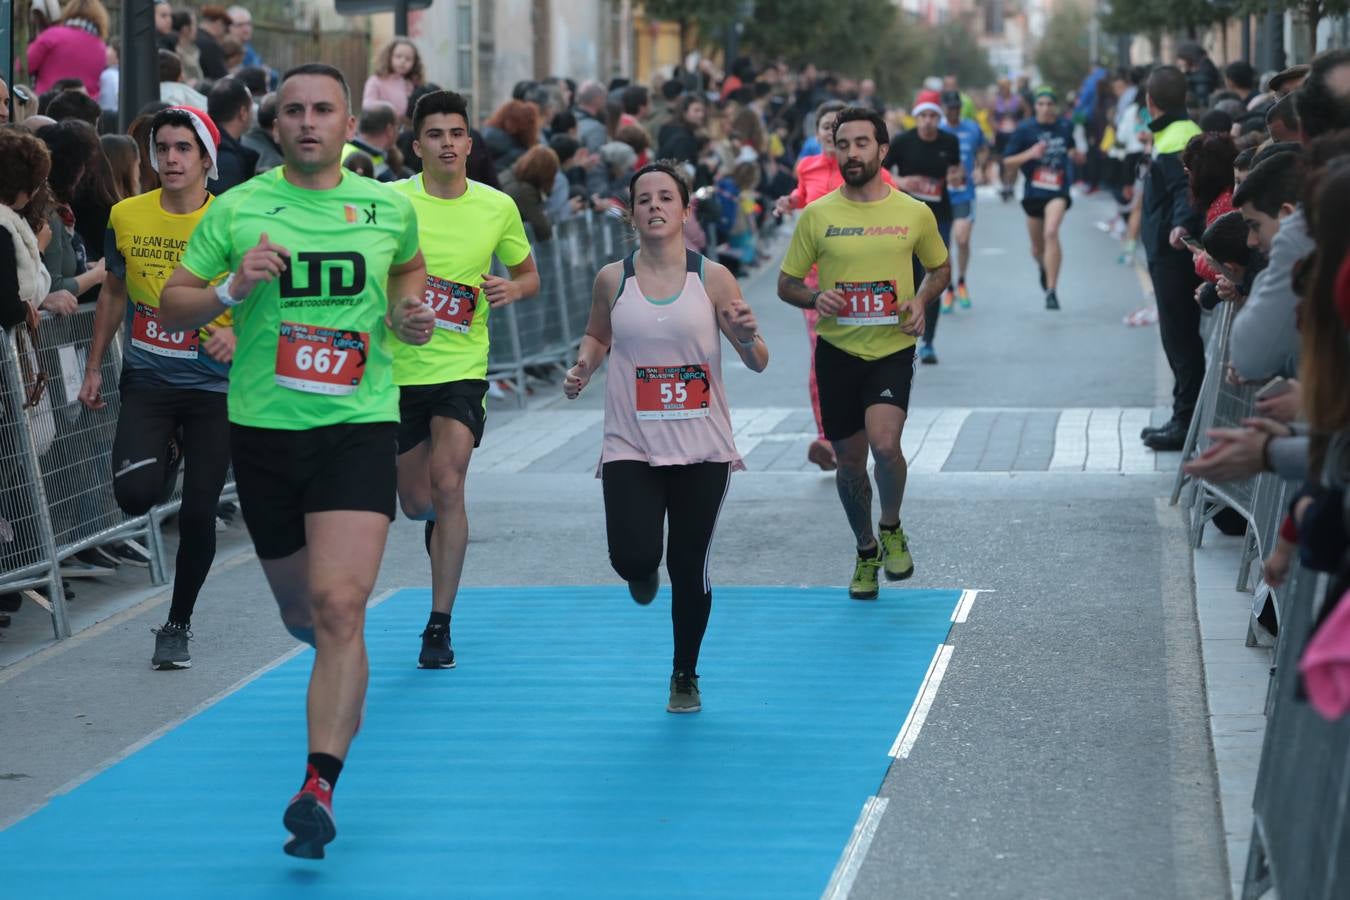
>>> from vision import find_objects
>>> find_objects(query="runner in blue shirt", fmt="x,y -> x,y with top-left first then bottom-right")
939,90 -> 986,312
1002,87 -> 1084,310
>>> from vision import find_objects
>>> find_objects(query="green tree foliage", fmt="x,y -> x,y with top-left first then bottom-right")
1035,3 -> 1093,97
928,22 -> 996,88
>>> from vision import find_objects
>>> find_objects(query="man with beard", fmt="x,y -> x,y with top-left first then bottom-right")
778,107 -> 950,601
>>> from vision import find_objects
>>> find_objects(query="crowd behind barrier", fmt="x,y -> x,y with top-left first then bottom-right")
1171,287 -> 1349,900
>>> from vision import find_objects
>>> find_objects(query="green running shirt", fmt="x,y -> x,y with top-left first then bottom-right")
180,168 -> 420,430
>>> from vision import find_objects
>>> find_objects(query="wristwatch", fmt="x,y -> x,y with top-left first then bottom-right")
215,274 -> 242,307
737,333 -> 760,348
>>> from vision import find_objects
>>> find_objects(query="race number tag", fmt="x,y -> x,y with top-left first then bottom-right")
635,364 -> 711,420
275,321 -> 368,396
1031,166 -> 1065,191
836,280 -> 899,326
909,176 -> 944,203
423,275 -> 478,334
131,303 -> 198,359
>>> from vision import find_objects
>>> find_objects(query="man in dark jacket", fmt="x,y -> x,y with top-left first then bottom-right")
241,91 -> 283,173
206,77 -> 259,194
1176,43 -> 1219,110
1140,66 -> 1204,451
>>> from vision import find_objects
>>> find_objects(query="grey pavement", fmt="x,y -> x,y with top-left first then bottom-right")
0,186 -> 1243,898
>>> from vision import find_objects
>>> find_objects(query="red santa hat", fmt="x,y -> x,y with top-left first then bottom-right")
149,106 -> 222,181
912,90 -> 943,118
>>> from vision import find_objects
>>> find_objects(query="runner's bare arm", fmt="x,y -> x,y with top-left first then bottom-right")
162,232 -> 293,331
707,263 -> 768,373
777,271 -> 845,315
481,254 -> 540,308
78,272 -> 128,409
386,250 -> 434,345
905,259 -> 952,337
564,263 -> 618,399
1002,142 -> 1044,174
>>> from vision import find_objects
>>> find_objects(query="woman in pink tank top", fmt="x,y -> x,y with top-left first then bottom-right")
564,162 -> 769,714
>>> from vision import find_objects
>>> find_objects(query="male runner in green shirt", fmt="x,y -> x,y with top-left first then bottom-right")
161,63 -> 435,860
391,90 -> 539,669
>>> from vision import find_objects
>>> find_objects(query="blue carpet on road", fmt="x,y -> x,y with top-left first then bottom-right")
3,585 -> 959,899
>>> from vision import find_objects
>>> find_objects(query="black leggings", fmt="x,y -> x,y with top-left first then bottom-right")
112,386 -> 231,625
602,460 -> 731,673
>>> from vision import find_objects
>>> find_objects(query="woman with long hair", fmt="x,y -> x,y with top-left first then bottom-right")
482,99 -> 541,172
564,162 -> 769,713
127,113 -> 161,193
36,119 -> 105,312
363,37 -> 424,119
1181,132 -> 1238,286
25,0 -> 110,99
499,145 -> 559,241
101,134 -> 141,200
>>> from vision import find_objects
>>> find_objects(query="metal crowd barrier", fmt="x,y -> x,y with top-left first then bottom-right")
486,210 -> 635,405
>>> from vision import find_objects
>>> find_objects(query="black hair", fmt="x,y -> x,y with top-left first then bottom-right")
35,119 -> 100,201
358,102 -> 397,136
1224,61 -> 1256,91
1201,210 -> 1250,265
280,63 -> 351,110
1252,141 -> 1302,167
511,79 -> 537,101
1234,147 -> 1257,171
235,65 -> 267,98
815,99 -> 846,121
661,79 -> 684,102
622,85 -> 649,116
1295,49 -> 1350,140
157,48 -> 182,83
150,107 -> 211,164
627,160 -> 690,209
46,90 -> 102,126
171,10 -> 193,31
549,133 -> 580,165
831,106 -> 888,147
257,93 -> 278,131
1146,65 -> 1188,115
207,76 -> 252,127
1233,151 -> 1305,216
411,89 -> 470,138
1198,109 -> 1232,134
406,82 -> 442,121
1238,113 -> 1268,137
550,109 -> 576,134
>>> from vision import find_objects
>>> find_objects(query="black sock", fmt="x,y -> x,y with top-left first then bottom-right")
306,752 -> 343,788
858,543 -> 880,559
427,611 -> 450,629
879,521 -> 900,533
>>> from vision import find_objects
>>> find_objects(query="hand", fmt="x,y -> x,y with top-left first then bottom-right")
1169,227 -> 1190,251
86,257 -> 107,279
40,290 -> 78,316
233,232 -> 291,300
1216,275 -> 1240,302
481,273 -> 522,308
814,288 -> 847,316
1254,379 -> 1301,423
36,219 -> 52,252
1194,281 -> 1207,305
1070,149 -> 1086,166
390,295 -> 435,345
1028,142 -> 1047,161
946,166 -> 966,188
773,195 -> 793,218
77,368 -> 104,410
1263,539 -> 1295,588
564,359 -> 591,399
202,325 -> 236,363
720,297 -> 758,344
899,297 -> 926,337
569,196 -> 586,214
1182,419 -> 1290,482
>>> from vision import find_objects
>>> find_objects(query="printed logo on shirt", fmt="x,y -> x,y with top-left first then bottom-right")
824,224 -> 911,239
344,202 -> 378,225
278,251 -> 367,307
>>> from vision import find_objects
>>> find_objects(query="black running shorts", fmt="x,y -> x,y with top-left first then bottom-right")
397,379 -> 488,454
229,422 -> 398,560
1021,195 -> 1072,219
814,338 -> 916,441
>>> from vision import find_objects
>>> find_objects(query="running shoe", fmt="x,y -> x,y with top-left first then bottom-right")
807,439 -> 837,472
667,670 -> 701,713
151,622 -> 192,670
628,571 -> 659,605
941,289 -> 955,313
283,767 -> 337,859
1045,290 -> 1060,311
849,547 -> 882,600
957,283 -> 972,309
918,342 -> 938,365
109,539 -> 153,567
418,624 -> 456,669
879,527 -> 914,581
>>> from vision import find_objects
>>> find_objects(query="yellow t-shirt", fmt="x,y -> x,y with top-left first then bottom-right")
389,176 -> 532,385
781,187 -> 948,360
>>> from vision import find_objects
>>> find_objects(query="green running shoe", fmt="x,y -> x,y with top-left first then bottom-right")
849,547 -> 882,600
880,526 -> 915,581
667,670 -> 701,713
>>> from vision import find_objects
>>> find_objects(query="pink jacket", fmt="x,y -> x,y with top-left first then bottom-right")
362,74 -> 414,116
27,25 -> 108,100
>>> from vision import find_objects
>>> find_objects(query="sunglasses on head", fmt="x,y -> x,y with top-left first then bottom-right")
12,85 -> 31,104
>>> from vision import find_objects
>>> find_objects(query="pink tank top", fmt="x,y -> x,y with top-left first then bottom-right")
599,250 -> 744,473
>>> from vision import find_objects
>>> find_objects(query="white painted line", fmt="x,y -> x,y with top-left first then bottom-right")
889,644 -> 955,759
472,410 -> 604,472
1119,407 -> 1157,474
1049,408 -> 1090,471
909,409 -> 972,473
951,589 -> 987,623
1084,406 -> 1124,472
822,795 -> 890,900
